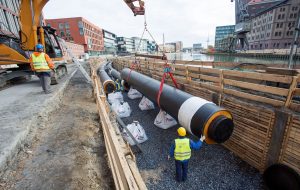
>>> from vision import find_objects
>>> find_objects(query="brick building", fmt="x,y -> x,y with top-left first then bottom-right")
247,0 -> 300,50
46,17 -> 104,56
63,41 -> 85,60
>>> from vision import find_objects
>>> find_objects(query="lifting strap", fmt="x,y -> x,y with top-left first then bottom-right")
156,61 -> 179,107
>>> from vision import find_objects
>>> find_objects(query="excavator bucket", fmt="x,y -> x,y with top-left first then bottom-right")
124,0 -> 145,16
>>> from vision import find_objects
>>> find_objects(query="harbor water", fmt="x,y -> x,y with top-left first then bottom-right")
167,52 -> 300,66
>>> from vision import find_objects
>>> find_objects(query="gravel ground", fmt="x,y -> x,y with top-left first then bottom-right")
120,91 -> 264,190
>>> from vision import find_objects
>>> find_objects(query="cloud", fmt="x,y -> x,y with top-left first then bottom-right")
44,0 -> 235,47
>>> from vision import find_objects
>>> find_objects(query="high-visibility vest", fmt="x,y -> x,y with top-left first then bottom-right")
31,53 -> 50,71
174,138 -> 191,161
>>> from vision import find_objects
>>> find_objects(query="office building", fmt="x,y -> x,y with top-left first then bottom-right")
193,43 -> 202,52
214,25 -> 235,51
147,41 -> 157,53
103,29 -> 117,55
116,37 -> 134,53
247,0 -> 300,50
132,37 -> 147,53
46,17 -> 104,55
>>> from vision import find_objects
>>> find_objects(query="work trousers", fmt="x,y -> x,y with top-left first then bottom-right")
175,160 -> 189,182
37,72 -> 51,93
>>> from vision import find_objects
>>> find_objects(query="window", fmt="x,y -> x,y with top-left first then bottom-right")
280,23 -> 283,28
282,14 -> 285,19
275,32 -> 278,36
276,43 -> 280,48
60,31 -> 65,37
58,23 -> 64,29
276,23 -> 280,28
78,21 -> 83,28
290,14 -> 293,19
79,28 -> 84,35
278,14 -> 281,19
65,22 -> 70,29
66,29 -> 71,36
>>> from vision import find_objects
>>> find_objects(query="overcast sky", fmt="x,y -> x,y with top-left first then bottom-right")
44,0 -> 236,47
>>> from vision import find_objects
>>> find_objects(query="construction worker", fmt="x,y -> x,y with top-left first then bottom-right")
168,127 -> 205,182
30,44 -> 55,94
115,79 -> 123,92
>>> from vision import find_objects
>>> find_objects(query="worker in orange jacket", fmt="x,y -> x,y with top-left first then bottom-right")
29,44 -> 55,94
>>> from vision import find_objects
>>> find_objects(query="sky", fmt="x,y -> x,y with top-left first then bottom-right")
44,0 -> 236,48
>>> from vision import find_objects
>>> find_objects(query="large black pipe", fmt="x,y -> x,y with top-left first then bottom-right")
121,68 -> 234,144
98,63 -> 116,94
106,63 -> 130,90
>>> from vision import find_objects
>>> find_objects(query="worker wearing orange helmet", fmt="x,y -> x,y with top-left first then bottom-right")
168,127 -> 205,182
29,44 -> 55,94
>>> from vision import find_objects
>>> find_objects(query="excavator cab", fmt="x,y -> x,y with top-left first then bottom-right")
38,26 -> 64,59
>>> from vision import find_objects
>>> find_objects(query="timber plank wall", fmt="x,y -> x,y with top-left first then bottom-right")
112,57 -> 300,174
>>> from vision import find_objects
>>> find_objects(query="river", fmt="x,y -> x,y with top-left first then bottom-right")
166,52 -> 299,66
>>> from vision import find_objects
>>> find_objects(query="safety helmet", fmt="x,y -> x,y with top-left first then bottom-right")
177,127 -> 186,137
36,44 -> 44,50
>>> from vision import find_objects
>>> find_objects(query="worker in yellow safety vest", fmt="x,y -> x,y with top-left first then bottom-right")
168,127 -> 205,182
29,44 -> 55,94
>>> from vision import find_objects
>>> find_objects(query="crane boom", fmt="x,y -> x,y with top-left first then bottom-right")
123,0 -> 145,16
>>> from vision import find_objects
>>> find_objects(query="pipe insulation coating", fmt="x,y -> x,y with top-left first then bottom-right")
98,63 -> 116,94
121,68 -> 234,144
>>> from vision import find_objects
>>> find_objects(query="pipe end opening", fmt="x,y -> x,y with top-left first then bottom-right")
208,116 -> 234,143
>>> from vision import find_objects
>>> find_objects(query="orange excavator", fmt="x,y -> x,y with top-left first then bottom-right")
0,0 -> 144,87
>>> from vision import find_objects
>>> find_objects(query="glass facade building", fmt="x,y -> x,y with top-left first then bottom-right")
214,25 -> 235,51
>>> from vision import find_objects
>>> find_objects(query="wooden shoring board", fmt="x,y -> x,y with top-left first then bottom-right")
224,79 -> 289,96
222,100 -> 275,121
223,70 -> 293,84
90,66 -> 147,190
224,140 -> 264,170
279,116 -> 300,174
223,88 -> 285,107
221,97 -> 276,172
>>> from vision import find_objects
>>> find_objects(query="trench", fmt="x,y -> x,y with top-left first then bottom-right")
109,68 -> 265,190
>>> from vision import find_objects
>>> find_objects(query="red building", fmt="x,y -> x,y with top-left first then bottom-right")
46,17 -> 104,55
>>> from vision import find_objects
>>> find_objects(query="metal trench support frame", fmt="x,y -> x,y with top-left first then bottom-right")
121,68 -> 234,144
91,63 -> 147,190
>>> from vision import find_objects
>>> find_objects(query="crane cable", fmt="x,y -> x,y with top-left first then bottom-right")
132,2 -> 179,108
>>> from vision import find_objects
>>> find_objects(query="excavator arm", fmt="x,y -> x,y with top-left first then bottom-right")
19,0 -> 49,51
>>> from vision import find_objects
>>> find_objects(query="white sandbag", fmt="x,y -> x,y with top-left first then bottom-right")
128,87 -> 142,99
139,96 -> 155,111
154,109 -> 177,129
122,121 -> 148,145
108,92 -> 123,104
111,101 -> 131,118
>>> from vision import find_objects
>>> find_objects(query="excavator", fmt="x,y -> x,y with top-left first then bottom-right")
0,0 -> 144,87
